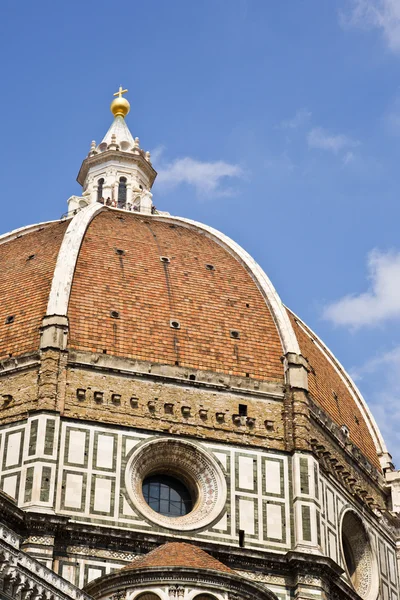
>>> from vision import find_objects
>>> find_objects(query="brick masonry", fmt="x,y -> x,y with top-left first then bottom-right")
67,212 -> 284,381
0,221 -> 69,360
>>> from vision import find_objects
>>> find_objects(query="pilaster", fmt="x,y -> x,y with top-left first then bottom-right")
21,535 -> 55,569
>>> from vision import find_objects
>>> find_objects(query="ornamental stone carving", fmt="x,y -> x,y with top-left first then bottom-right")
339,509 -> 379,600
125,438 -> 227,531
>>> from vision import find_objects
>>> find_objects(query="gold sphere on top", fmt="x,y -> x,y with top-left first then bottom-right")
110,86 -> 130,118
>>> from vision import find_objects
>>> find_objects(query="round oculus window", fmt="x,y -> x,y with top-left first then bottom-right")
340,510 -> 379,600
142,474 -> 193,517
125,437 -> 227,531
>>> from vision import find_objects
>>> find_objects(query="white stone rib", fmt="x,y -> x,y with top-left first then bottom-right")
46,204 -> 105,316
0,220 -> 60,246
288,307 -> 388,460
161,215 -> 301,356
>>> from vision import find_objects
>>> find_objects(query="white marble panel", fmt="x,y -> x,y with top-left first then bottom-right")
265,460 -> 281,495
214,452 -> 227,470
61,564 -> 76,584
2,474 -> 17,499
87,568 -> 103,583
124,438 -> 137,456
213,512 -> 227,531
326,488 -> 335,524
64,473 -> 83,509
380,541 -> 388,576
388,549 -> 397,584
266,503 -> 282,540
328,531 -> 337,562
382,583 -> 390,600
239,498 -> 255,535
67,430 -> 86,465
122,497 -> 136,516
96,434 -> 114,469
238,456 -> 254,490
93,477 -> 112,513
5,431 -> 21,467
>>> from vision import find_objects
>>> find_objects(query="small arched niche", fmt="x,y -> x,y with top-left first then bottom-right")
118,176 -> 127,208
134,593 -> 161,600
97,178 -> 105,201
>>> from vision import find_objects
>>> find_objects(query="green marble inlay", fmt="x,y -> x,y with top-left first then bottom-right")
28,420 -> 38,456
299,457 -> 309,495
314,463 -> 319,499
316,510 -> 321,546
301,504 -> 312,542
25,467 -> 34,502
40,466 -> 52,502
44,419 -> 55,455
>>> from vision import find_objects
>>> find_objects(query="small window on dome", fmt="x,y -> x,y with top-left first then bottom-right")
97,178 -> 105,202
118,176 -> 127,208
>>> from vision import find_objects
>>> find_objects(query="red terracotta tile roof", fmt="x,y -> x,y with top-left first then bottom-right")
123,542 -> 233,573
288,310 -> 381,471
0,221 -> 69,360
67,211 -> 284,381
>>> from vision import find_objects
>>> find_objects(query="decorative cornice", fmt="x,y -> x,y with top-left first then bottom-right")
67,349 -> 285,399
77,149 -> 157,187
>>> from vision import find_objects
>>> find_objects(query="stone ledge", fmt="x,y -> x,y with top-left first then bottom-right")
67,350 -> 285,400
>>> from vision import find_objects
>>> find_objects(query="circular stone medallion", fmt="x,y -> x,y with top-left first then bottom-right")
125,438 -> 227,530
340,510 -> 379,600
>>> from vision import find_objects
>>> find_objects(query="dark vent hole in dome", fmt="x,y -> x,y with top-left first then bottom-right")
230,330 -> 240,339
160,256 -> 170,264
115,248 -> 125,256
206,264 -> 215,271
170,320 -> 180,329
239,404 -> 247,417
110,310 -> 120,319
5,316 -> 15,325
27,254 -> 35,261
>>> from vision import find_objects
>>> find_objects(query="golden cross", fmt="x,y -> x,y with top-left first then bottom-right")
113,86 -> 128,99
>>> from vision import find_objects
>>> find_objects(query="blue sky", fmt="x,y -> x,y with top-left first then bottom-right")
2,0 -> 400,465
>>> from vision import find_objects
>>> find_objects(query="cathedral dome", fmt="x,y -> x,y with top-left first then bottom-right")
0,204 -> 386,472
1,89 -> 399,600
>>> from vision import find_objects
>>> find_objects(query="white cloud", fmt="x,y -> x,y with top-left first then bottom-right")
279,108 -> 312,130
149,145 -> 165,163
342,0 -> 400,54
307,127 -> 360,154
343,150 -> 356,164
156,157 -> 243,195
323,249 -> 400,327
350,346 -> 400,380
